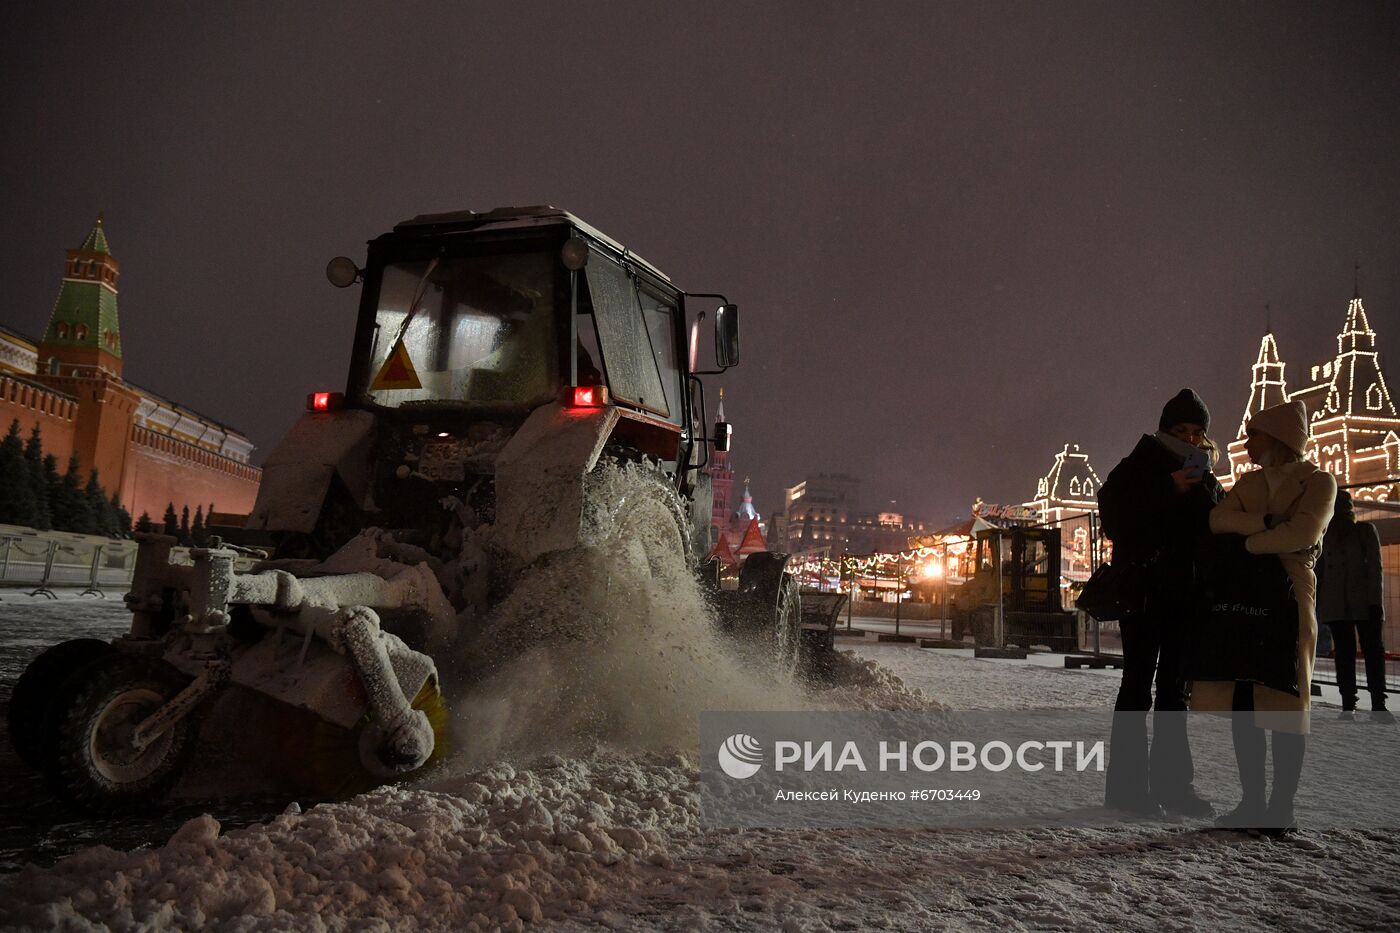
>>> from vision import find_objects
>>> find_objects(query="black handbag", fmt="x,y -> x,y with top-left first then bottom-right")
1076,560 -> 1148,621
1188,541 -> 1300,696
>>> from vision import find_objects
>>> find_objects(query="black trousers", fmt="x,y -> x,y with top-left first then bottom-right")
1327,620 -> 1388,709
1106,612 -> 1194,806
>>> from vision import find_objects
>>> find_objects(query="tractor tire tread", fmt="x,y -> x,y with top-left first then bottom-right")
7,638 -> 113,770
47,654 -> 196,813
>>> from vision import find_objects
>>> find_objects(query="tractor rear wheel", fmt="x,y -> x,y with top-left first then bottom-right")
583,457 -> 692,577
47,654 -> 197,811
8,638 -> 113,770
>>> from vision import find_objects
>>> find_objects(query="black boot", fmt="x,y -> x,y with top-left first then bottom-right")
1264,731 -> 1306,835
1216,710 -> 1267,829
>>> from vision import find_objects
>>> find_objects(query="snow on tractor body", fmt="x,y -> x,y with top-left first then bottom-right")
11,206 -> 801,810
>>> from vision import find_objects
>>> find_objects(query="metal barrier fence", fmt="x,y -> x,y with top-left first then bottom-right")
0,524 -> 261,599
0,526 -> 140,598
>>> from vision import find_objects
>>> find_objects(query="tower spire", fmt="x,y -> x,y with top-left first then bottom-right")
40,215 -> 123,377
1237,332 -> 1288,439
1354,260 -> 1361,300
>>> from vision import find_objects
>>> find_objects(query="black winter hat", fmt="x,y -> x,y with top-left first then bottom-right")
1159,388 -> 1210,433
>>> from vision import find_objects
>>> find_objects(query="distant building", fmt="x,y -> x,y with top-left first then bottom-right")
706,389 -> 736,545
1224,285 -> 1399,643
1226,289 -> 1399,497
0,217 -> 260,522
705,389 -> 772,549
702,390 -> 769,563
1022,443 -> 1104,582
779,471 -> 930,556
780,472 -> 859,555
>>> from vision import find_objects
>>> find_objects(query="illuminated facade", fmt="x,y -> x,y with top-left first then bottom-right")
1225,290 -> 1399,500
705,389 -> 736,545
1022,443 -> 1103,582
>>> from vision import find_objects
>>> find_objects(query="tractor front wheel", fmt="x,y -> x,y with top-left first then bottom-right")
8,638 -> 114,769
47,655 -> 197,811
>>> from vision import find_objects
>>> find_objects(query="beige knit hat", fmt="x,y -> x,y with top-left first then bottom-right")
1247,400 -> 1310,456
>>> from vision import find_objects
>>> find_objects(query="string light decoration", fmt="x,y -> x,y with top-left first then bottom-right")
791,538 -> 974,579
1226,293 -> 1400,496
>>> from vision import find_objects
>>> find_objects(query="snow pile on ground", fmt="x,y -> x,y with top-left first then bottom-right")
808,649 -> 940,711
7,701 -> 1399,931
1,752 -> 700,931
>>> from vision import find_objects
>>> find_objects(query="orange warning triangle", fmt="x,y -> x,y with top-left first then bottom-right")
371,339 -> 422,391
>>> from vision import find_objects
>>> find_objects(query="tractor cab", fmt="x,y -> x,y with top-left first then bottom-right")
250,207 -> 739,565
338,207 -> 734,488
973,526 -> 1062,613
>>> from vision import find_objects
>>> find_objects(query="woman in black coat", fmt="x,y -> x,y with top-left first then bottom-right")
1097,388 -> 1223,816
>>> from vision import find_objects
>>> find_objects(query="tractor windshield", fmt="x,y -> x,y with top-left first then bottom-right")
360,250 -> 557,407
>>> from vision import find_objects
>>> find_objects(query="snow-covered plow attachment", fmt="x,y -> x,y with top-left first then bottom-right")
8,532 -> 448,811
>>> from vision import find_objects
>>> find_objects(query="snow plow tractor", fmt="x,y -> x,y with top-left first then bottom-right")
9,206 -> 800,810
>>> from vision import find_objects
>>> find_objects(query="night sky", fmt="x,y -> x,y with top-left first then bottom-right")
3,2 -> 1398,526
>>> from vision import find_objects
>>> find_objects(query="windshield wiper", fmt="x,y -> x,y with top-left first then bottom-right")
388,255 -> 442,350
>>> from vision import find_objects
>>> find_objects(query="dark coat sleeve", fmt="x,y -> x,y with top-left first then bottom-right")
1362,521 -> 1384,611
1098,454 -> 1222,561
1098,459 -> 1170,557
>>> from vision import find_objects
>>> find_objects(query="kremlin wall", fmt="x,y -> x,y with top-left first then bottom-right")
0,217 -> 260,523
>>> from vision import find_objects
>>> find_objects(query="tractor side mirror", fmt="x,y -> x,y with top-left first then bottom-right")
714,420 -> 732,452
715,304 -> 739,368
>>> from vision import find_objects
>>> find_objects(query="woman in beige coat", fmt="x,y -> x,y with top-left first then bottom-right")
1193,400 -> 1336,831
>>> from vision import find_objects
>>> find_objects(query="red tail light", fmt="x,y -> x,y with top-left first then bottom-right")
571,385 -> 607,407
307,391 -> 344,411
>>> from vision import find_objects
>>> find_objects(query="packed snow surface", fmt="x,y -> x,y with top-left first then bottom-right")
6,641 -> 1398,930
3,633 -> 1399,929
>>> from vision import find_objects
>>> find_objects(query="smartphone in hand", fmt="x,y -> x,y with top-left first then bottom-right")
1182,448 -> 1210,478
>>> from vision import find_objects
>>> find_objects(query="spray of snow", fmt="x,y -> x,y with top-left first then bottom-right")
451,462 -> 815,765
811,649 -> 939,711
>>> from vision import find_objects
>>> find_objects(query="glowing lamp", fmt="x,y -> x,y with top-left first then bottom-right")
571,385 -> 608,407
307,391 -> 344,411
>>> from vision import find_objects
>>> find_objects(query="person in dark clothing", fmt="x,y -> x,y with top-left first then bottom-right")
1097,388 -> 1223,817
1317,490 -> 1390,721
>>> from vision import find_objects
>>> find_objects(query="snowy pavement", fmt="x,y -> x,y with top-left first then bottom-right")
1,600 -> 1398,930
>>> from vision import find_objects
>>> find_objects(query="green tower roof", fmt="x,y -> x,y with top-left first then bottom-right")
79,214 -> 110,254
42,217 -> 122,360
